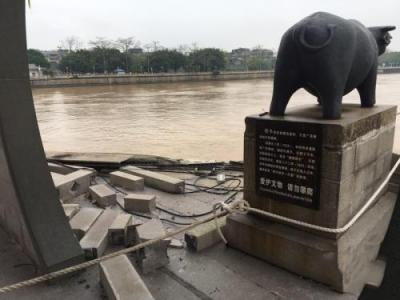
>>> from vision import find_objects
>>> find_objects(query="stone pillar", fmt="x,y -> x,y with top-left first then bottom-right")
0,1 -> 84,273
225,104 -> 397,295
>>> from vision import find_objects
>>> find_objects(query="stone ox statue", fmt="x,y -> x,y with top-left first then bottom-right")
269,12 -> 395,119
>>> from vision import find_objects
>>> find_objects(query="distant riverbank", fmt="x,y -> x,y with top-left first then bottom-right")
30,71 -> 274,88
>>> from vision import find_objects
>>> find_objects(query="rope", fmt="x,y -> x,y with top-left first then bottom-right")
213,200 -> 250,244
216,158 -> 400,236
0,201 -> 238,295
1,159 -> 399,294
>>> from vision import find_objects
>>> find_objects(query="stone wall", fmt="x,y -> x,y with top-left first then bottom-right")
30,71 -> 274,88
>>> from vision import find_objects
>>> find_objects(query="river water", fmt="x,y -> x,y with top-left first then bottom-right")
32,74 -> 400,161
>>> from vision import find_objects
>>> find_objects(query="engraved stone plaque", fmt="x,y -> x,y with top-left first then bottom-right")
256,119 -> 323,208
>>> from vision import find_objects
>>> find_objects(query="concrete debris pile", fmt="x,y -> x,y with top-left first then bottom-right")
51,163 -> 230,299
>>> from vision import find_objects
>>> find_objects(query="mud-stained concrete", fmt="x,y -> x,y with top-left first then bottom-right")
0,169 -> 358,300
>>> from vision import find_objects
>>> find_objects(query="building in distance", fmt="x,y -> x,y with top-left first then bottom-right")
29,64 -> 43,79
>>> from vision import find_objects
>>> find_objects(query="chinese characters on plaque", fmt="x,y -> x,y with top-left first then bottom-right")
256,120 -> 322,208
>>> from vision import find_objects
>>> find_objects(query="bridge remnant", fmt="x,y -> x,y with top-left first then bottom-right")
0,1 -> 84,272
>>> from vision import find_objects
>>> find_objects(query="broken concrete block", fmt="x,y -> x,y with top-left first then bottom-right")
185,216 -> 227,251
169,239 -> 184,249
51,172 -> 65,183
80,209 -> 119,259
108,213 -> 132,245
100,255 -> 155,300
137,219 -> 166,242
136,219 -> 170,273
125,218 -> 143,247
51,173 -> 74,202
139,240 -> 170,274
70,208 -> 103,240
124,193 -> 156,213
110,171 -> 144,191
62,204 -> 80,220
89,184 -> 117,208
54,169 -> 95,202
121,166 -> 185,193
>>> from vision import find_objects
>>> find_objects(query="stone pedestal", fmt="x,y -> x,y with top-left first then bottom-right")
226,104 -> 397,294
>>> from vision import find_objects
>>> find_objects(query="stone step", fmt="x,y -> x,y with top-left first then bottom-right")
80,209 -> 119,259
108,213 -> 132,245
70,208 -> 103,240
89,184 -> 117,208
100,255 -> 154,300
110,171 -> 144,191
124,193 -> 156,213
62,204 -> 80,220
185,216 -> 227,251
121,166 -> 185,193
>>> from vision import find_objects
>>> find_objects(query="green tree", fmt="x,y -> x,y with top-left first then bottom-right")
92,48 -> 125,73
59,50 -> 94,73
187,48 -> 226,72
129,53 -> 146,73
247,56 -> 273,71
115,37 -> 140,72
149,50 -> 186,72
379,51 -> 400,66
27,49 -> 50,68
89,37 -> 112,73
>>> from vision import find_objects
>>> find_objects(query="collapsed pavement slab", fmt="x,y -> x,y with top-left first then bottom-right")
121,166 -> 185,193
124,193 -> 156,213
184,216 -> 226,251
100,254 -> 155,300
136,219 -> 170,273
62,204 -> 80,220
110,171 -> 144,191
89,184 -> 117,208
108,213 -> 132,245
70,207 -> 104,240
80,209 -> 119,259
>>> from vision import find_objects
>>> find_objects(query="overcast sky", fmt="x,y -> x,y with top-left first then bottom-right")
26,0 -> 400,51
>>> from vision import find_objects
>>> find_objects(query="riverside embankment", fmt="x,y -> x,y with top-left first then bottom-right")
30,71 -> 274,88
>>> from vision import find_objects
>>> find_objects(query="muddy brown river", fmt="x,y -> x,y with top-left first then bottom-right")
32,74 -> 400,161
